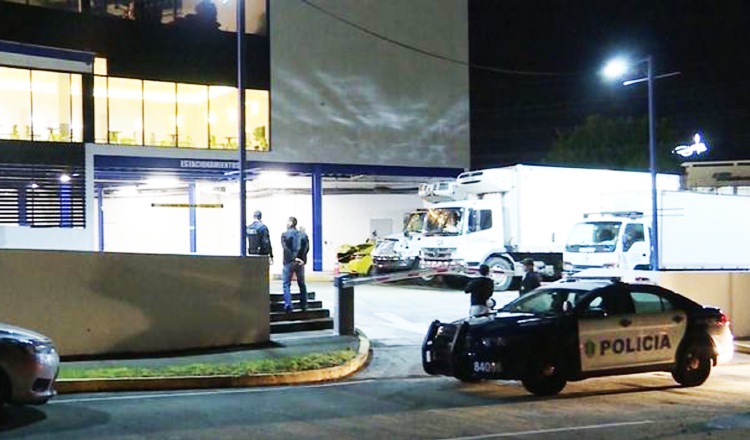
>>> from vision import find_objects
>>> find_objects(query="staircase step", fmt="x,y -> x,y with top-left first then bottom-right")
270,309 -> 330,323
269,292 -> 316,303
270,300 -> 322,313
271,318 -> 334,334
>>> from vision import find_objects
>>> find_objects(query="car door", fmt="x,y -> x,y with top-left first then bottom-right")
577,287 -> 640,372
626,286 -> 687,366
621,223 -> 649,269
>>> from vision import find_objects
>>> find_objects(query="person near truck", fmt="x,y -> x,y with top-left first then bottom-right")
246,210 -> 273,264
281,216 -> 308,313
519,257 -> 541,296
464,264 -> 494,317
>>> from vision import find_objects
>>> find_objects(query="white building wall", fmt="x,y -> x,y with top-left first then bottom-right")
103,185 -> 422,273
268,0 -> 470,169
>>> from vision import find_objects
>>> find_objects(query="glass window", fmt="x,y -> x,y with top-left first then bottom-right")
94,76 -> 109,143
177,83 -> 209,148
631,291 -> 674,314
246,89 -> 269,151
622,223 -> 645,251
0,67 -> 32,141
208,85 -> 237,149
144,80 -> 177,147
70,74 -> 83,142
108,77 -> 143,145
94,57 -> 108,76
31,70 -> 73,142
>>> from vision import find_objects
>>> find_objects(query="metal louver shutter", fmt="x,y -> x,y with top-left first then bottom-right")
0,142 -> 86,228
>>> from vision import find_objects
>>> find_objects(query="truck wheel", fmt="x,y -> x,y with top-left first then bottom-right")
672,343 -> 712,387
521,359 -> 566,396
485,257 -> 513,291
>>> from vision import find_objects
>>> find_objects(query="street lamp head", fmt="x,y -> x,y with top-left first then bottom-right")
602,57 -> 630,79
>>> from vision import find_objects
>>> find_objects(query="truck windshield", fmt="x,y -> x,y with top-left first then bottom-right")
566,221 -> 621,252
404,211 -> 425,233
424,208 -> 463,236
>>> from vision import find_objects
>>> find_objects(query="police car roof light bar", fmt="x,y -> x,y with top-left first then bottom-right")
582,211 -> 644,219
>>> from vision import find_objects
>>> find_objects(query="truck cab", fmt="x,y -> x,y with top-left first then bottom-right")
371,209 -> 426,273
564,212 -> 651,273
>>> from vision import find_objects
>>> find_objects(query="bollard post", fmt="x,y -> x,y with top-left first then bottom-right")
334,274 -> 355,335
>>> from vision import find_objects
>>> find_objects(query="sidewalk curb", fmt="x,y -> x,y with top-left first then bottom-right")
56,332 -> 371,394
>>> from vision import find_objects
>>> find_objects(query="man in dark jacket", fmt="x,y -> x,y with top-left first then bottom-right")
519,257 -> 541,296
247,210 -> 273,263
464,264 -> 494,317
281,217 -> 308,312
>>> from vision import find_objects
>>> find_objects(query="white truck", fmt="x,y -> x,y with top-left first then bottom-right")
371,209 -> 427,273
564,190 -> 750,272
417,165 -> 681,290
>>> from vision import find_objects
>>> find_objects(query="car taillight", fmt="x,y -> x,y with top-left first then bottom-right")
716,312 -> 728,326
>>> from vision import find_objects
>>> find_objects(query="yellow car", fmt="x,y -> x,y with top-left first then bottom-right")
336,239 -> 376,276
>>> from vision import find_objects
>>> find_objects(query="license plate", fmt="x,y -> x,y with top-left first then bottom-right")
473,361 -> 502,373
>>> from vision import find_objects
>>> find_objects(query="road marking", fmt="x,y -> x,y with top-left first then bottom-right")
436,420 -> 655,440
51,379 -> 377,404
374,312 -> 430,334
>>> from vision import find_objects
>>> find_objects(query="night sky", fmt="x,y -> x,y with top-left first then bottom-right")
468,0 -> 750,169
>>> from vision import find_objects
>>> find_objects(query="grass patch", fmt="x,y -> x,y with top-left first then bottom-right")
59,349 -> 357,379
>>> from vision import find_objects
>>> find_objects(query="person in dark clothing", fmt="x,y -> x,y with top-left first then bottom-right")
281,217 -> 307,312
464,264 -> 494,317
247,210 -> 273,264
519,257 -> 541,296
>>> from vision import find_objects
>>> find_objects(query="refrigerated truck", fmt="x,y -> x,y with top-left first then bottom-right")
564,190 -> 750,272
417,165 -> 680,290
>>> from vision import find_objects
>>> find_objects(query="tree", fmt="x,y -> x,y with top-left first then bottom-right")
545,114 -> 680,172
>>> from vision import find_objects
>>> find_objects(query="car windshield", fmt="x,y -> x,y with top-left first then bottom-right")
501,288 -> 589,315
566,221 -> 621,252
424,208 -> 463,236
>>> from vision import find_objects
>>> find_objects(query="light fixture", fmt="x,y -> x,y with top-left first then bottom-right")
59,174 -> 72,183
601,58 -> 630,79
673,133 -> 709,158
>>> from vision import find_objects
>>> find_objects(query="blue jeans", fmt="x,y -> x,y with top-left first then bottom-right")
282,261 -> 308,310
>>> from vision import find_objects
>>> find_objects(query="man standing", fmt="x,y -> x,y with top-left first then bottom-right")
464,264 -> 494,317
519,257 -> 541,296
247,210 -> 273,264
281,217 -> 308,313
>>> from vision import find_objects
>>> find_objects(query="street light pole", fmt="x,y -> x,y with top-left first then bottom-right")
646,56 -> 659,270
237,0 -> 247,257
602,55 -> 661,270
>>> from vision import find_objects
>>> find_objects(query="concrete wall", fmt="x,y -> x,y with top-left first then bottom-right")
270,0 -> 470,169
658,271 -> 750,338
0,249 -> 269,357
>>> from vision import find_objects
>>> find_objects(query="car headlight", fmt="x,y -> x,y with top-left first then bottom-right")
481,336 -> 507,348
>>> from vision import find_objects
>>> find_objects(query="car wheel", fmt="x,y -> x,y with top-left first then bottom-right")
484,257 -> 513,291
521,359 -> 566,396
672,344 -> 712,387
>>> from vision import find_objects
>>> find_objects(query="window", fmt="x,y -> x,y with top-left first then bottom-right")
0,67 -> 82,143
177,83 -> 209,149
246,89 -> 269,151
108,77 -> 143,145
0,66 -> 32,141
631,291 -> 674,314
94,76 -> 109,143
622,223 -> 645,251
468,209 -> 493,233
144,80 -> 177,147
208,85 -> 237,149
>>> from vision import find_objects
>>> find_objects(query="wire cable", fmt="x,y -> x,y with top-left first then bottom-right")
299,0 -> 573,77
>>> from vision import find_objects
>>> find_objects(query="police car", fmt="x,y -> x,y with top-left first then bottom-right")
422,274 -> 734,396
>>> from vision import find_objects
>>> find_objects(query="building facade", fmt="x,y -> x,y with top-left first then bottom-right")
0,0 -> 469,271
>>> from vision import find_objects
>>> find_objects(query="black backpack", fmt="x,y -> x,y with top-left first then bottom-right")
247,223 -> 263,254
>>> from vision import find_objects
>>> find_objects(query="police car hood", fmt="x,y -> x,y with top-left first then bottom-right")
0,323 -> 52,343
